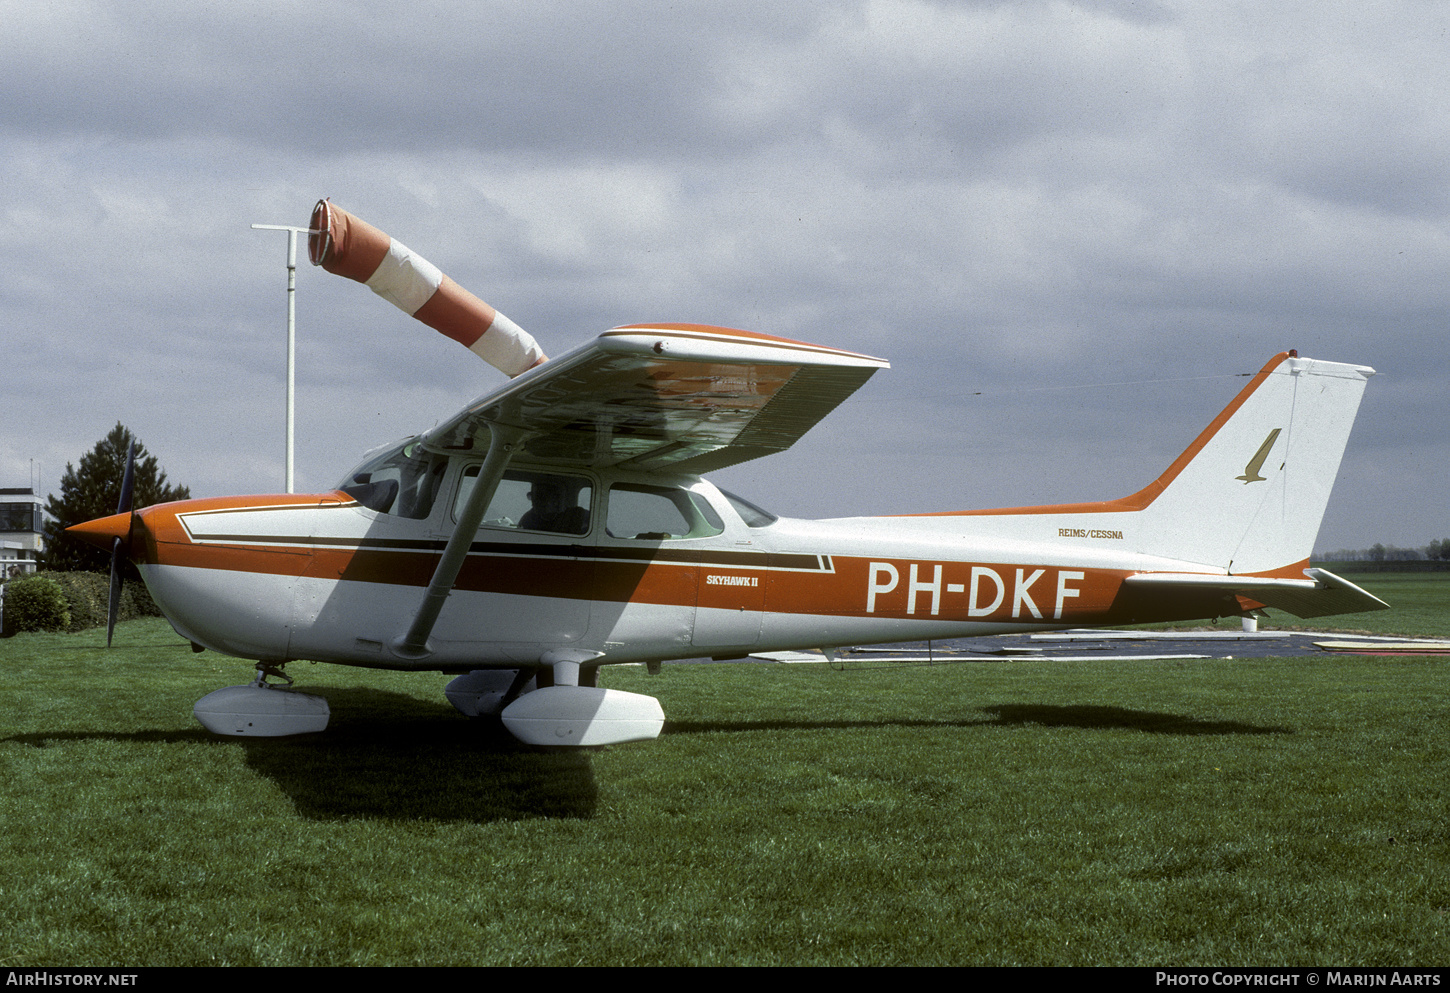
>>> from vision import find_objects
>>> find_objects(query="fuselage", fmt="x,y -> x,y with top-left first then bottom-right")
120,451 -> 1251,672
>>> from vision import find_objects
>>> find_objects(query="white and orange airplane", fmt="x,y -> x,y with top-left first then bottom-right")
70,200 -> 1387,746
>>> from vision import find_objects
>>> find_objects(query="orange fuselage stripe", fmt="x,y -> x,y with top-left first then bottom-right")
131,496 -> 1257,626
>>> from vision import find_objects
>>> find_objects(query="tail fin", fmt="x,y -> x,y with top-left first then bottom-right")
1127,352 -> 1373,574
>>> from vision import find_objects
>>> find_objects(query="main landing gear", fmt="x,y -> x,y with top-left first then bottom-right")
191,654 -> 662,747
446,651 -> 664,747
193,663 -> 330,737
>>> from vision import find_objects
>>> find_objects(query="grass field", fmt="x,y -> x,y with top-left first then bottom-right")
1,573 -> 1446,966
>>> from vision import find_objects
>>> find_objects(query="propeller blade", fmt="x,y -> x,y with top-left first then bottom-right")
106,442 -> 136,648
116,440 -> 135,516
107,536 -> 123,648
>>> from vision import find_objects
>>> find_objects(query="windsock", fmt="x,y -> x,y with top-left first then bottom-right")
307,199 -> 547,377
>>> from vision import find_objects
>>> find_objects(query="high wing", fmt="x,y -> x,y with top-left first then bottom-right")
419,324 -> 889,473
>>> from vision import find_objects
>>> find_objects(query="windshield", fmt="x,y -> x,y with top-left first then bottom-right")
338,438 -> 448,519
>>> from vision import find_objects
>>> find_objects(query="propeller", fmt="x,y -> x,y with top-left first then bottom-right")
106,441 -> 136,648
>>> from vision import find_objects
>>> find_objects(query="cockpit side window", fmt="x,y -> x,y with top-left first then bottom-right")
456,467 -> 592,536
339,440 -> 448,519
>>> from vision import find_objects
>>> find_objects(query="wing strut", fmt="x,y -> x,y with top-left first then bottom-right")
391,424 -> 526,660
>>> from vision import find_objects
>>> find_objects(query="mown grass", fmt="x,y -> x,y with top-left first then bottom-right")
2,614 -> 1447,966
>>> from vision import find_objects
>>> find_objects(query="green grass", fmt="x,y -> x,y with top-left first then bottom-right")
2,616 -> 1448,966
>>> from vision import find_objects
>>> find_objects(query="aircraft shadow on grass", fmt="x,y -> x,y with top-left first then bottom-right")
977,703 -> 1289,736
6,686 -> 599,823
239,687 -> 601,822
664,704 -> 1291,737
7,694 -> 1285,822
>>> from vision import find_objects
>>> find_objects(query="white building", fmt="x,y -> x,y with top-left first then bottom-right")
1,488 -> 44,577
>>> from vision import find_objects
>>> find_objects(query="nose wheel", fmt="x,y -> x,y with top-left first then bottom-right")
193,663 -> 331,737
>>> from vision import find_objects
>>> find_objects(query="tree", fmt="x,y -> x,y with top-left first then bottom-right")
42,423 -> 191,574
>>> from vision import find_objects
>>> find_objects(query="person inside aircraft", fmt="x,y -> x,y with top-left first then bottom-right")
519,477 -> 591,535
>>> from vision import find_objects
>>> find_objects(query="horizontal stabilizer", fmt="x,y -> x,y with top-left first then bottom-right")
1124,568 -> 1389,619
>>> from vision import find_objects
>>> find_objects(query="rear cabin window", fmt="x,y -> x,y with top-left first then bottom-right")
605,484 -> 724,540
719,488 -> 778,528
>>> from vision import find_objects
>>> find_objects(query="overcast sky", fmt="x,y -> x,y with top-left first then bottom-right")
3,0 -> 1445,554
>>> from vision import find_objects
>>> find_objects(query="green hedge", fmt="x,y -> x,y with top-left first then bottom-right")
2,571 -> 161,635
2,575 -> 71,633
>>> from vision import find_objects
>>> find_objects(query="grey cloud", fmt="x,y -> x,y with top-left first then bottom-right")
3,0 -> 1446,552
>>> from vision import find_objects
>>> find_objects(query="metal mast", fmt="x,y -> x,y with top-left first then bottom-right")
251,223 -> 316,493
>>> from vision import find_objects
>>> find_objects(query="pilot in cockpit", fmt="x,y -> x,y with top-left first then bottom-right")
519,478 -> 590,535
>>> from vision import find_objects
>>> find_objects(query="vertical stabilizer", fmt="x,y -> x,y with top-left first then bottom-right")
1130,353 -> 1374,574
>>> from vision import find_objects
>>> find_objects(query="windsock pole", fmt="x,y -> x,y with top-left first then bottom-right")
251,222 -> 320,493
307,199 -> 547,378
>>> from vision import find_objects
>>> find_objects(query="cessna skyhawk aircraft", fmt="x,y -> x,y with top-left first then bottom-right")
69,201 -> 1387,746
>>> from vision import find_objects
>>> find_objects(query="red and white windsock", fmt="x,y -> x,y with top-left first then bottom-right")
307,199 -> 547,378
